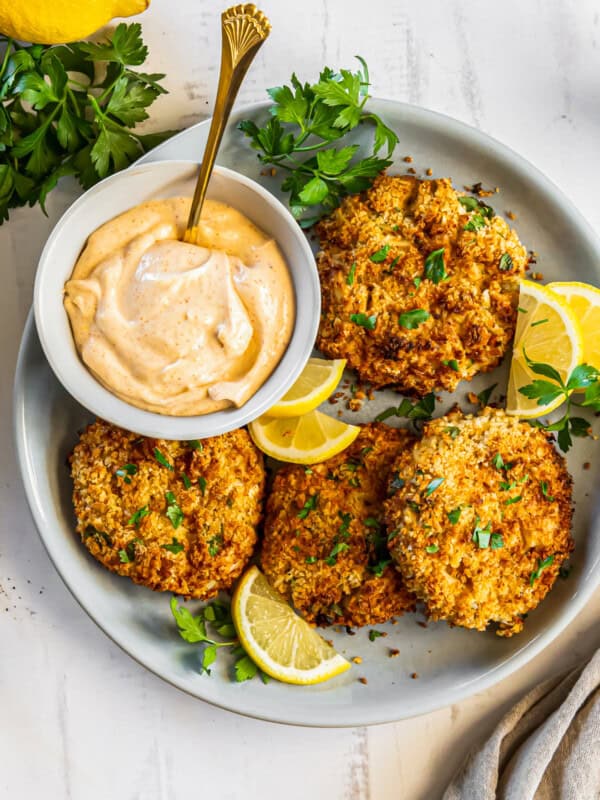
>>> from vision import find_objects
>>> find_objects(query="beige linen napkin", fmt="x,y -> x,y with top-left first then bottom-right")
443,649 -> 600,800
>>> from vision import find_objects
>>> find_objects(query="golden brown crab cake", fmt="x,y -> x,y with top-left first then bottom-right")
69,420 -> 265,598
384,407 -> 573,636
316,175 -> 528,395
260,423 -> 416,627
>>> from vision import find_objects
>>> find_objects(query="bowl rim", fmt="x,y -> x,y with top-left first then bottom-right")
33,159 -> 320,440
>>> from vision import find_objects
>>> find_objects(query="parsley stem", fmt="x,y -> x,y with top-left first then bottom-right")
0,38 -> 13,85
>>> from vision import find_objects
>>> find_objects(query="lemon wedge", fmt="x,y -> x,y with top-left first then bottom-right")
248,409 -> 360,464
267,358 -> 347,418
547,281 -> 600,370
231,567 -> 351,685
0,0 -> 149,44
506,280 -> 583,417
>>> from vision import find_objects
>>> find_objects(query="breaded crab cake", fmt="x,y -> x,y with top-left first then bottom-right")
384,407 -> 573,636
70,420 -> 265,598
260,423 -> 416,627
316,175 -> 528,395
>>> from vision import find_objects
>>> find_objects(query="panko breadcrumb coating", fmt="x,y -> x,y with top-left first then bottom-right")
70,420 -> 265,598
316,175 -> 528,395
384,408 -> 573,636
260,423 -> 416,627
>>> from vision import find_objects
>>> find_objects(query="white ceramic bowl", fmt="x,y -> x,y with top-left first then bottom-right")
33,160 -> 319,440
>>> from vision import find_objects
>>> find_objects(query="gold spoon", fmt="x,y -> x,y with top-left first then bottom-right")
183,3 -> 271,244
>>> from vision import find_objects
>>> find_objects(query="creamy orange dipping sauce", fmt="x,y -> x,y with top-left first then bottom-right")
63,197 -> 295,416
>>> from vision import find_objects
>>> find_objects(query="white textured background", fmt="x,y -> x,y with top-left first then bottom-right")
2,1 -> 600,798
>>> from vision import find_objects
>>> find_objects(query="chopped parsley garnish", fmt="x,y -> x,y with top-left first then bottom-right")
305,555 -> 317,564
388,473 -> 405,494
127,505 -> 149,528
165,492 -> 183,529
492,453 -> 505,470
504,495 -> 522,505
540,481 -> 555,502
425,544 -> 439,554
198,476 -> 207,496
442,359 -> 459,372
115,463 -> 137,483
153,448 -> 174,470
472,519 -> 493,548
350,312 -> 377,330
368,629 -> 385,642
424,477 -> 444,497
444,426 -> 460,439
370,244 -> 390,262
346,261 -> 357,285
399,309 -> 430,329
188,440 -> 203,451
499,253 -> 513,271
530,555 -> 555,585
338,511 -> 352,537
325,541 -> 350,566
84,526 -> 112,548
476,383 -> 498,407
297,494 -> 319,519
531,318 -> 549,327
208,530 -> 223,557
447,507 -> 462,524
369,559 -> 391,577
376,392 -> 435,424
490,533 -> 504,549
423,247 -> 448,284
181,473 -> 192,490
162,536 -> 184,554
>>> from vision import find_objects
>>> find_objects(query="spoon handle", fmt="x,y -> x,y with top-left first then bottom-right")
184,4 -> 271,244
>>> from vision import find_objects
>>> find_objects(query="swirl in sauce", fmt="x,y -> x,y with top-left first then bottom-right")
63,197 -> 295,416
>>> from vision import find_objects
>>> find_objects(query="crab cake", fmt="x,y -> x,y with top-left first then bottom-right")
316,175 -> 528,395
70,420 -> 265,598
260,423 -> 416,627
384,408 -> 573,636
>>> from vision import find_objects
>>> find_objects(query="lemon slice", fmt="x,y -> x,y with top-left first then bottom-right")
248,409 -> 360,464
547,281 -> 600,369
232,567 -> 351,685
267,358 -> 347,418
506,280 -> 583,417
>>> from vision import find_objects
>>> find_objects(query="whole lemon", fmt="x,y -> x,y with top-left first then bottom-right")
0,0 -> 150,45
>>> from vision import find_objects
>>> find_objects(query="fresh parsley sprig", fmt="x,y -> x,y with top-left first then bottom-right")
0,24 -> 176,222
170,597 -> 267,682
518,351 -> 598,451
238,57 -> 397,227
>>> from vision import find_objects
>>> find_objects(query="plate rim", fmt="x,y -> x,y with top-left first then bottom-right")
13,98 -> 600,727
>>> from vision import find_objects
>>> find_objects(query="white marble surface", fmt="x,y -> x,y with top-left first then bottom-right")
2,1 -> 600,798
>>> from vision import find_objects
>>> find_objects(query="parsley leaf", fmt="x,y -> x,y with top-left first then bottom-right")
423,247 -> 448,284
530,555 -> 555,585
297,494 -> 319,519
165,492 -> 183,529
399,309 -> 430,329
162,536 -> 184,554
424,477 -> 444,497
128,505 -> 149,528
153,448 -> 174,471
370,244 -> 390,262
350,312 -> 377,330
346,261 -> 357,285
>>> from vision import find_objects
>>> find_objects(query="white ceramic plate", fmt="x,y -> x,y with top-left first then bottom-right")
14,100 -> 600,727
